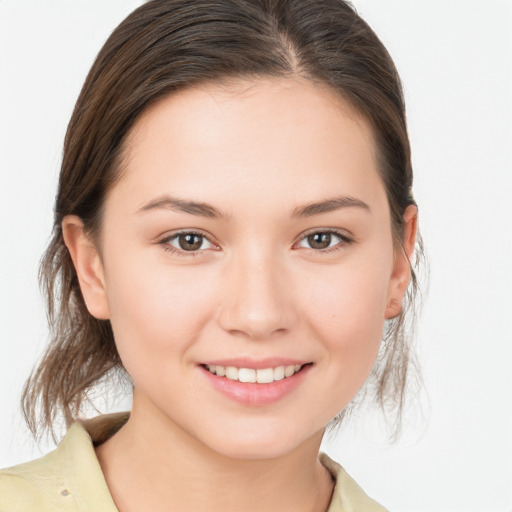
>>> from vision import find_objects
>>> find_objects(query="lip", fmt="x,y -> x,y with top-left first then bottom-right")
201,357 -> 309,369
199,360 -> 312,407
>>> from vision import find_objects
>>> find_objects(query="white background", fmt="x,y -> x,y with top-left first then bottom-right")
1,1 -> 511,511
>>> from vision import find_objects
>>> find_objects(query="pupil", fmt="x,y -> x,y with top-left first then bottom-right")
308,233 -> 331,249
179,234 -> 202,250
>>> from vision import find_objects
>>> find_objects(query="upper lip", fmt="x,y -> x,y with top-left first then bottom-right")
200,357 -> 311,369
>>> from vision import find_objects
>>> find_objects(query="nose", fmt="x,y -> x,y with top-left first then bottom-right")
217,248 -> 297,340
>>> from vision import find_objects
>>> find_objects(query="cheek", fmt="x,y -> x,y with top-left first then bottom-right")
300,252 -> 392,382
304,253 -> 391,330
104,257 -> 218,373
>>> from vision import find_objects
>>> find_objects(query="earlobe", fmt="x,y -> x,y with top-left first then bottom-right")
61,215 -> 111,320
385,205 -> 418,320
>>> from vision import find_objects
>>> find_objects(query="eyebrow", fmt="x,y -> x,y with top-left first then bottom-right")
137,196 -> 227,219
291,196 -> 370,217
137,194 -> 370,219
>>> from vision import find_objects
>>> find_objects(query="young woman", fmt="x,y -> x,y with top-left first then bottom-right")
1,1 -> 421,510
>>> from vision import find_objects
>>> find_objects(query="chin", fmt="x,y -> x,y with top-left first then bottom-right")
210,439 -> 298,460
195,422 -> 324,461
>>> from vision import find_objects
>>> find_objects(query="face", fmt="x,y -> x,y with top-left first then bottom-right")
65,77 -> 414,459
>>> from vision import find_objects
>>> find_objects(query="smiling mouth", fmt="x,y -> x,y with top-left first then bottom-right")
202,363 -> 311,384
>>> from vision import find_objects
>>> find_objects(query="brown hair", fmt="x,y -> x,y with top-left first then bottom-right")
23,0 -> 423,439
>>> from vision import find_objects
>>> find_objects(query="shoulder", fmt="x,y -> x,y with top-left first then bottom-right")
320,453 -> 389,512
0,415 -> 125,512
0,425 -> 81,512
0,450 -> 74,511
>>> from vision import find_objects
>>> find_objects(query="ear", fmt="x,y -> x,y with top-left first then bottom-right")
385,205 -> 418,319
62,215 -> 111,320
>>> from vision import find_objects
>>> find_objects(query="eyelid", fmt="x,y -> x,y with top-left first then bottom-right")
298,226 -> 353,239
157,227 -> 354,257
158,229 -> 219,256
293,228 -> 354,252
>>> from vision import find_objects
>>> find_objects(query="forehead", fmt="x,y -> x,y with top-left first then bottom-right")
112,77 -> 385,216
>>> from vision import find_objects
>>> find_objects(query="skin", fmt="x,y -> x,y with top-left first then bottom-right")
63,77 -> 417,512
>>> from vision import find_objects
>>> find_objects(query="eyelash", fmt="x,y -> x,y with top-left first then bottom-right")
296,229 -> 353,254
158,229 -> 353,257
159,230 -> 215,257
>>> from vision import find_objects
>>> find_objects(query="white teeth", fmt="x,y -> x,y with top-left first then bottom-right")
274,366 -> 284,380
256,368 -> 274,384
225,367 -> 239,380
238,368 -> 256,383
207,363 -> 305,383
284,365 -> 295,378
206,364 -> 302,384
273,366 -> 285,381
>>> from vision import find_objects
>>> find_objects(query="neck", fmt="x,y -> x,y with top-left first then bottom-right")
96,392 -> 334,512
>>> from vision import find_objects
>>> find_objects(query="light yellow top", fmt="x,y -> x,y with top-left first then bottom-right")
0,413 -> 388,511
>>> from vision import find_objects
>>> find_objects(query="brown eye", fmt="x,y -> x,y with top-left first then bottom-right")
178,233 -> 204,251
161,231 -> 215,254
296,230 -> 352,252
306,232 -> 332,249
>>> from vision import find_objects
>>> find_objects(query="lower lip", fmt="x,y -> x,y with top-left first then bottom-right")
200,365 -> 312,406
